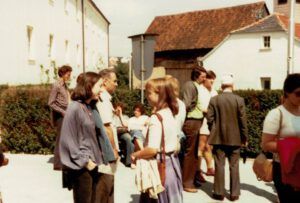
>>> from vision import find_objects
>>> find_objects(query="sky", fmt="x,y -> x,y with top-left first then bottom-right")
94,0 -> 273,57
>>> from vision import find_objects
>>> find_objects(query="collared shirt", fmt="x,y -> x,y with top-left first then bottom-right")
97,90 -> 114,124
96,90 -> 119,151
48,79 -> 70,115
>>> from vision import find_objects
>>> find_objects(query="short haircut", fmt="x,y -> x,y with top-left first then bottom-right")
191,66 -> 207,81
99,68 -> 115,79
133,103 -> 145,115
58,65 -> 72,77
206,70 -> 216,79
283,73 -> 300,97
71,72 -> 100,101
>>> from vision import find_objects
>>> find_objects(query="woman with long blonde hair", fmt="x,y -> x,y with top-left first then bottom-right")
131,77 -> 183,203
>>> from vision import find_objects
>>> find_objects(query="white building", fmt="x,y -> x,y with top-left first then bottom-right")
203,14 -> 300,90
0,0 -> 109,85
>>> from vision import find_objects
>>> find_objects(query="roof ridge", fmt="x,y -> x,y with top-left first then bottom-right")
231,13 -> 275,33
154,1 -> 265,19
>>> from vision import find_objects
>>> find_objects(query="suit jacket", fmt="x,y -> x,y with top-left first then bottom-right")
207,92 -> 248,146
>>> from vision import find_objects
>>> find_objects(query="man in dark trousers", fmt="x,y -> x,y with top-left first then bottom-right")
207,74 -> 248,201
181,66 -> 207,193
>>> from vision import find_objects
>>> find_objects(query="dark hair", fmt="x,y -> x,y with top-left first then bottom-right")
206,70 -> 216,79
133,103 -> 145,115
283,73 -> 300,97
58,65 -> 72,77
191,66 -> 207,81
113,102 -> 126,110
71,72 -> 100,101
99,68 -> 115,79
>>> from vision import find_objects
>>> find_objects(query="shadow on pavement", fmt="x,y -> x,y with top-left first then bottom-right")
47,156 -> 54,164
129,194 -> 140,203
197,181 -> 214,198
241,183 -> 277,202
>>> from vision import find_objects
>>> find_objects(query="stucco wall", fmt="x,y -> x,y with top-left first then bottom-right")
203,32 -> 300,90
0,0 -> 109,86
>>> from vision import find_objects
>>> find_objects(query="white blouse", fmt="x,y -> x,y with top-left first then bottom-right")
147,108 -> 178,153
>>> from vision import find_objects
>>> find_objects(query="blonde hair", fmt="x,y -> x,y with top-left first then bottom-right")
165,75 -> 180,97
145,77 -> 178,116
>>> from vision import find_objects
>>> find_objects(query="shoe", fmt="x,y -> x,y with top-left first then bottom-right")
206,168 -> 215,176
212,193 -> 224,201
0,157 -> 9,167
195,172 -> 206,183
229,195 -> 239,201
183,187 -> 198,193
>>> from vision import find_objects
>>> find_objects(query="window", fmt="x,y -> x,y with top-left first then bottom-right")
49,34 -> 55,60
278,0 -> 287,4
261,77 -> 271,90
27,25 -> 35,61
263,36 -> 271,49
65,40 -> 69,64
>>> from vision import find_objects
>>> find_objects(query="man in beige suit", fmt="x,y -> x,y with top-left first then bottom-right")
207,74 -> 248,201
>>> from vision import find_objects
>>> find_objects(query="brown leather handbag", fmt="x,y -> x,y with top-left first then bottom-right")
252,152 -> 273,182
144,113 -> 166,186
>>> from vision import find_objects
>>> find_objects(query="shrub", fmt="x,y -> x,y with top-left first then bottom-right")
0,85 -> 283,156
0,85 -> 56,154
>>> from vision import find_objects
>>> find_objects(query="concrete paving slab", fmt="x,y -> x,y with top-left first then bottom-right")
0,154 -> 277,203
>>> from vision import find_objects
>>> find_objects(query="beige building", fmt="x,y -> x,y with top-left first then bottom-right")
0,0 -> 109,85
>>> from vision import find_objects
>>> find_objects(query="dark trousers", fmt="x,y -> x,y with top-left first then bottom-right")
119,133 -> 134,166
273,161 -> 300,203
182,119 -> 202,188
212,145 -> 240,196
54,117 -> 63,170
72,168 -> 114,203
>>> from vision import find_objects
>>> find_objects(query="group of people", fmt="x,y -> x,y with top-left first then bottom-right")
47,63 -> 300,203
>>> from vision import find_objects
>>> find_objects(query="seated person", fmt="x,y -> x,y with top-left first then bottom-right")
128,103 -> 149,150
112,102 -> 134,167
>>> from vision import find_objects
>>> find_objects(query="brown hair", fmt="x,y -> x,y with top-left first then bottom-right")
71,72 -> 100,101
206,70 -> 216,79
133,103 -> 145,115
58,65 -> 72,77
145,77 -> 178,116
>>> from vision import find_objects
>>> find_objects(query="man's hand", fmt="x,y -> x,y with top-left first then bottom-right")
86,159 -> 97,171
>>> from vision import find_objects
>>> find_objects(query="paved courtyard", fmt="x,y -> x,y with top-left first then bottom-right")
0,154 -> 277,203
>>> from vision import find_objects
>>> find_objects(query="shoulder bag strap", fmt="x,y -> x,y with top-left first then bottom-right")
154,113 -> 166,164
277,108 -> 283,137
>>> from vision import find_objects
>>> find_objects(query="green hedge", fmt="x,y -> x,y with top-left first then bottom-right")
0,86 -> 283,156
0,85 -> 56,154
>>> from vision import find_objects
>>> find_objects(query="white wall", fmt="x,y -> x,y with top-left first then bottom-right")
203,32 -> 300,90
0,0 -> 109,85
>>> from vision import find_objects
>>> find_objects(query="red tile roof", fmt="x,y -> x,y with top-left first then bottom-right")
146,1 -> 269,52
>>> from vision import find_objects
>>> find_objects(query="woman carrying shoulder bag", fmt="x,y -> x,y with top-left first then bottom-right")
261,73 -> 300,203
131,77 -> 183,203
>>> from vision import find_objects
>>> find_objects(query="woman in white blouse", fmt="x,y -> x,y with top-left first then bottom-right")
261,73 -> 300,202
131,77 -> 183,203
